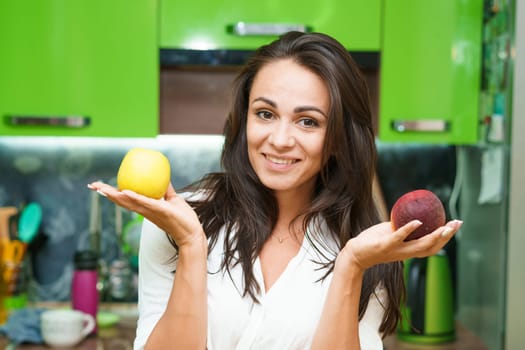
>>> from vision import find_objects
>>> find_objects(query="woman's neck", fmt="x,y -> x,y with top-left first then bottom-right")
274,189 -> 311,223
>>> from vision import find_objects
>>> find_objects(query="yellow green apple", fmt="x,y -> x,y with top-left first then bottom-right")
117,148 -> 171,199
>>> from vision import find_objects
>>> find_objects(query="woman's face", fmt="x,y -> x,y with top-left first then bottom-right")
246,59 -> 329,197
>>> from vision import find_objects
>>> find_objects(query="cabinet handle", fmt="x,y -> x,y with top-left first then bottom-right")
227,22 -> 312,36
5,115 -> 91,128
391,120 -> 449,133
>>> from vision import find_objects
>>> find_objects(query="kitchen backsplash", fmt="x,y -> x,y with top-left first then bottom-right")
0,135 -> 223,302
0,135 -> 455,302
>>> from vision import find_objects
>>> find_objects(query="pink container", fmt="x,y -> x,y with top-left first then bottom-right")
71,250 -> 98,334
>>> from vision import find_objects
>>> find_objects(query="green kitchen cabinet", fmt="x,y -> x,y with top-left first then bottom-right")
378,0 -> 483,144
0,1 -> 158,137
160,0 -> 381,52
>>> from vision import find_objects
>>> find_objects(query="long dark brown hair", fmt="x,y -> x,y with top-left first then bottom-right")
181,31 -> 404,335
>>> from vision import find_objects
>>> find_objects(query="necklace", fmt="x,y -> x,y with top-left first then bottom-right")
275,235 -> 290,244
272,231 -> 294,243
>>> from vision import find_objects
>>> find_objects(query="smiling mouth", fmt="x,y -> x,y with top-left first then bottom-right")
265,154 -> 298,165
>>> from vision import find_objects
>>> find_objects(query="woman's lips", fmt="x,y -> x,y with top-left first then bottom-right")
264,154 -> 299,165
263,154 -> 300,172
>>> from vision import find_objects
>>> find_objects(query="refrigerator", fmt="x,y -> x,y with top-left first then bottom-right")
455,1 -> 525,349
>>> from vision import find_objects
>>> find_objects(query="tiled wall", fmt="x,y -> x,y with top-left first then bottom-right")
0,135 -> 223,302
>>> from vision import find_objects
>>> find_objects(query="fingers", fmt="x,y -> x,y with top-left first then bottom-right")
87,181 -> 154,215
165,183 -> 177,200
393,218 -> 462,243
119,189 -> 161,214
87,181 -> 119,198
441,219 -> 463,238
387,219 -> 462,259
424,219 -> 462,243
392,220 -> 423,241
409,219 -> 463,257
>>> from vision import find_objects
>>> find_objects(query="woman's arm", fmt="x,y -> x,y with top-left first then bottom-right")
311,219 -> 462,350
145,233 -> 208,350
87,182 -> 209,349
310,256 -> 364,349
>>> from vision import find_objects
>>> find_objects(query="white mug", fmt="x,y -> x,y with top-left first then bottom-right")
40,309 -> 96,347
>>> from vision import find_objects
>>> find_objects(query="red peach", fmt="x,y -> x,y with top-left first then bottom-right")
390,189 -> 446,241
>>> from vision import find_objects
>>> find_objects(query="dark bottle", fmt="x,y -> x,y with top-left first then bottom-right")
71,250 -> 98,334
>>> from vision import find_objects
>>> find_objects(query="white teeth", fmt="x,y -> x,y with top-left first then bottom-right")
266,155 -> 295,165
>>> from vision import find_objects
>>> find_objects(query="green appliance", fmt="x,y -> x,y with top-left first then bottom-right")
398,250 -> 455,344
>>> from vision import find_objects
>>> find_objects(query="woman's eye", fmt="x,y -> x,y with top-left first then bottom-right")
256,110 -> 274,120
298,118 -> 319,128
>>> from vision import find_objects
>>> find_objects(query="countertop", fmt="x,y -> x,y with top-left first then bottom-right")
0,302 -> 138,350
383,324 -> 489,350
1,303 -> 488,350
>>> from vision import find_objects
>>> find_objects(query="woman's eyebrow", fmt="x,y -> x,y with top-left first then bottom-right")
252,96 -> 276,107
294,106 -> 328,118
252,96 -> 327,118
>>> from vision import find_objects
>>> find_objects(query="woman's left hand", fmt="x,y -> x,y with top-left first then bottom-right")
338,219 -> 462,271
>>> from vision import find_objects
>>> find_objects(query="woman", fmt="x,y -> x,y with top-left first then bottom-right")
89,31 -> 461,349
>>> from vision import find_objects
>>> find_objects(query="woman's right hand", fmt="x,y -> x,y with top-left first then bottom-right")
87,181 -> 205,248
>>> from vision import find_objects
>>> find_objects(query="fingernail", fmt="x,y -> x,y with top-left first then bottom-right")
441,227 -> 453,237
96,190 -> 107,197
87,184 -> 94,189
413,220 -> 423,227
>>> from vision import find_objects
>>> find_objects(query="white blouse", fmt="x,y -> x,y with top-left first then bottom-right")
133,218 -> 385,350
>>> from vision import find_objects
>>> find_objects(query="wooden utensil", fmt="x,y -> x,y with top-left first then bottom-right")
1,239 -> 26,265
0,207 -> 18,240
1,239 -> 27,292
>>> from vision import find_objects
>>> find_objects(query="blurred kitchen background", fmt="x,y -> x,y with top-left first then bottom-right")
0,0 -> 523,349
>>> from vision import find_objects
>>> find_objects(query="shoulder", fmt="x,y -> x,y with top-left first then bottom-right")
304,216 -> 340,262
178,189 -> 212,202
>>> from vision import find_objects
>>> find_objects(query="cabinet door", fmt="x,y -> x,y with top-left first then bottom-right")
0,1 -> 158,137
378,0 -> 483,144
160,0 -> 380,51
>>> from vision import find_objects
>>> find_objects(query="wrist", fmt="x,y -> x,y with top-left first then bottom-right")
178,232 -> 208,258
334,249 -> 366,280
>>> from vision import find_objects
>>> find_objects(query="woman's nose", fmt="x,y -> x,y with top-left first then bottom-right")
268,122 -> 296,148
